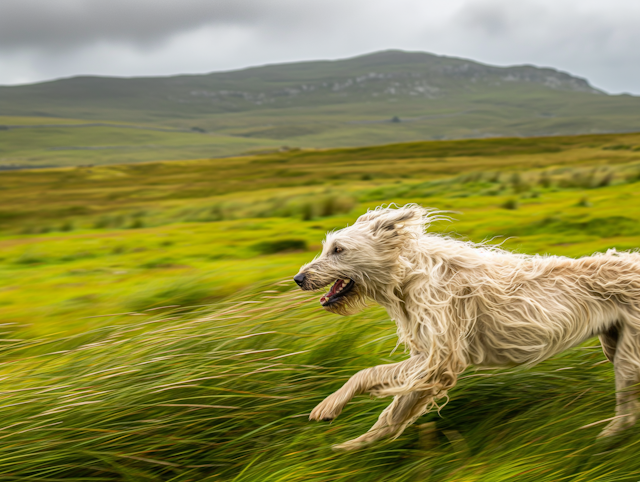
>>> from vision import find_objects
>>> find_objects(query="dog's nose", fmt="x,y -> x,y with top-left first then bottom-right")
293,273 -> 306,287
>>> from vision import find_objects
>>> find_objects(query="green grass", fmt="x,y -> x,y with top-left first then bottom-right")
1,133 -> 640,479
0,286 -> 636,481
0,116 -> 281,168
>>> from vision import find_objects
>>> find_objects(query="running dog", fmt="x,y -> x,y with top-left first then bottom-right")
294,205 -> 640,450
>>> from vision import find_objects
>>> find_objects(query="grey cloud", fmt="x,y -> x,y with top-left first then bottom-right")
455,0 -> 548,37
0,0 -> 638,94
444,0 -> 640,92
0,0 -> 349,51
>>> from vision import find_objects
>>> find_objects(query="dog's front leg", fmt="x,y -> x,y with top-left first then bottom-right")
333,390 -> 432,451
309,356 -> 425,422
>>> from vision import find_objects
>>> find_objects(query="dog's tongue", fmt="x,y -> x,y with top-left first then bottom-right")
320,279 -> 344,303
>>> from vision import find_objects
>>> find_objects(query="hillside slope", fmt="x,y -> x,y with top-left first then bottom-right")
0,50 -> 603,116
1,50 -> 640,167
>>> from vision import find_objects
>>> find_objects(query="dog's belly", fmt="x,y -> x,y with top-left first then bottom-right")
468,311 -> 616,367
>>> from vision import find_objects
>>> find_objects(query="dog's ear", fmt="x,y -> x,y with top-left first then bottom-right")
359,206 -> 426,239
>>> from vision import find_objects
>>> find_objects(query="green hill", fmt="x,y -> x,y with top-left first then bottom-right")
2,50 -> 640,167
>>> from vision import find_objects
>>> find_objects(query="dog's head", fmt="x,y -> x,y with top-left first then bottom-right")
294,205 -> 428,315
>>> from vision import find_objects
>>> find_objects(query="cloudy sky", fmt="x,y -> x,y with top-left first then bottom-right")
1,0 -> 639,94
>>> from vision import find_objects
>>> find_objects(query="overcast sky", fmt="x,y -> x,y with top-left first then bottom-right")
1,0 -> 639,94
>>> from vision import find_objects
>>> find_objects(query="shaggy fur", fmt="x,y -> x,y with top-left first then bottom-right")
294,204 -> 640,451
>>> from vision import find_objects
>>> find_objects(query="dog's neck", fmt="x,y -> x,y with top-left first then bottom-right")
373,236 -> 489,350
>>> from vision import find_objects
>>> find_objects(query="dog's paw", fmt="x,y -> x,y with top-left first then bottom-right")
309,392 -> 348,422
332,437 -> 369,452
332,432 -> 382,452
597,414 -> 637,439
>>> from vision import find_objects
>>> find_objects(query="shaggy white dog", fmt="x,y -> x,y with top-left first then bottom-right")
293,205 -> 640,451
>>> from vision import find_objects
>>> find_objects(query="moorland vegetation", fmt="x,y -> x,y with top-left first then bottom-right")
1,132 -> 640,480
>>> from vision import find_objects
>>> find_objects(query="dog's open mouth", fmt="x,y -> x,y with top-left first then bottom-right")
320,278 -> 355,306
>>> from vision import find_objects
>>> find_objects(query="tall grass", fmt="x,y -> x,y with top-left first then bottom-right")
0,286 -> 638,481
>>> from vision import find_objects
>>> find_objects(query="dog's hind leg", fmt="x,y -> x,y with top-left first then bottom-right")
599,323 -> 640,438
332,390 -> 432,451
599,324 -> 618,363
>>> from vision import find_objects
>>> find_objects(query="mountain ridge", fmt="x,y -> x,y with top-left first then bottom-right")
1,50 -> 603,95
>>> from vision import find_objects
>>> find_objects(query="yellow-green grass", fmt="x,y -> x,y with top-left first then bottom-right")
2,155 -> 640,338
1,134 -> 640,480
1,131 -> 639,235
0,281 -> 633,481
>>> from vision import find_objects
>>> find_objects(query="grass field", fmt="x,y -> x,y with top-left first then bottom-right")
2,132 -> 640,480
0,116 -> 282,168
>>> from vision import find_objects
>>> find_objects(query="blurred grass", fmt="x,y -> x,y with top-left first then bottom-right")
0,133 -> 640,479
0,287 -> 635,481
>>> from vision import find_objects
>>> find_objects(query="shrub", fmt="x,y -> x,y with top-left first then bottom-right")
484,186 -> 503,196
127,218 -> 145,229
577,197 -> 592,207
556,168 -> 611,189
140,258 -> 181,269
597,172 -> 613,187
538,172 -> 552,188
208,205 -> 224,221
321,195 -> 355,217
488,171 -> 502,183
603,144 -> 633,150
111,245 -> 126,255
300,202 -> 314,221
94,215 -> 125,229
93,216 -> 110,229
59,221 -> 74,232
297,195 -> 355,220
14,251 -> 46,265
252,239 -> 307,255
510,172 -> 530,193
502,199 -> 519,210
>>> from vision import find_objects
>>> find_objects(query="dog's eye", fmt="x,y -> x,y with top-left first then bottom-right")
334,246 -> 343,254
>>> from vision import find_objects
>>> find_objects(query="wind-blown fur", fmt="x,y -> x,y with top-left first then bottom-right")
295,204 -> 640,451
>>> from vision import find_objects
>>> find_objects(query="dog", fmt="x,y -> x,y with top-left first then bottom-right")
293,204 -> 640,451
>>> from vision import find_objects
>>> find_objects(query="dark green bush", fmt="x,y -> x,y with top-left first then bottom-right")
127,218 -> 145,229
252,239 -> 308,254
510,172 -> 530,193
538,172 -> 552,188
300,203 -> 314,221
59,221 -> 74,232
577,197 -> 592,207
597,172 -> 613,187
14,251 -> 47,265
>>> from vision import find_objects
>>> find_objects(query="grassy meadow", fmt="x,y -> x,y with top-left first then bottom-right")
0,116 -> 283,168
1,132 -> 640,480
